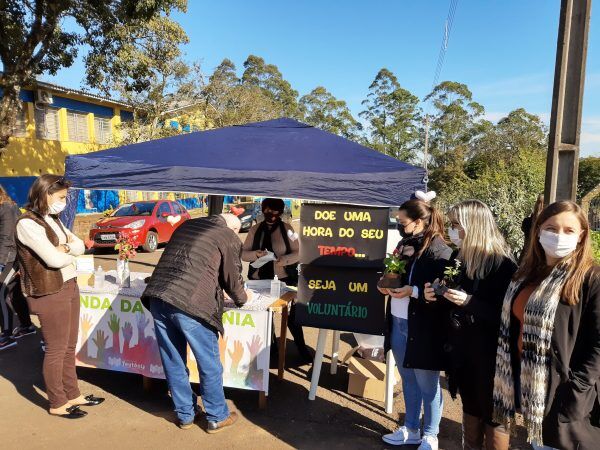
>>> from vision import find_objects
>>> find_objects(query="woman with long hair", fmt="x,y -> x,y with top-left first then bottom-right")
15,175 -> 104,418
380,197 -> 452,450
424,200 -> 517,449
492,201 -> 600,449
0,185 -> 36,350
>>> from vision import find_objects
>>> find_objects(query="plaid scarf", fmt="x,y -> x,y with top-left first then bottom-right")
492,263 -> 569,444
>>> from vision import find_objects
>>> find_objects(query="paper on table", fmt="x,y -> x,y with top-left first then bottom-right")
250,251 -> 277,269
75,255 -> 95,274
224,289 -> 274,311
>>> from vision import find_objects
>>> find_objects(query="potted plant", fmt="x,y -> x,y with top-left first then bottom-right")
114,235 -> 137,288
377,248 -> 408,289
433,259 -> 462,295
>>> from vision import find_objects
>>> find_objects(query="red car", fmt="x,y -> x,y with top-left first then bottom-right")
89,200 -> 191,252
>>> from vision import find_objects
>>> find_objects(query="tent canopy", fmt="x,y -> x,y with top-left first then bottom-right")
65,118 -> 425,207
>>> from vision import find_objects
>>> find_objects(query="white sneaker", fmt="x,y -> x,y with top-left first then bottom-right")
417,435 -> 438,450
382,425 -> 422,446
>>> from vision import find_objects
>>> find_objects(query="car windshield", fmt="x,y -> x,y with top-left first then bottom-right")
112,202 -> 156,217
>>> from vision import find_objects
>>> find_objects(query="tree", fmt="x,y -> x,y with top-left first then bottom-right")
425,81 -> 484,172
434,106 -> 548,252
200,58 -> 279,128
241,55 -> 302,119
0,0 -> 185,152
578,156 -> 600,199
359,68 -> 421,161
300,86 -> 361,139
84,10 -> 202,144
466,109 -> 547,179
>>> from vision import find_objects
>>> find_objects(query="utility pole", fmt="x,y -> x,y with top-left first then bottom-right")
544,0 -> 592,203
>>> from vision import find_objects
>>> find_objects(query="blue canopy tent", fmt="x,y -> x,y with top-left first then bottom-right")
62,118 -> 425,227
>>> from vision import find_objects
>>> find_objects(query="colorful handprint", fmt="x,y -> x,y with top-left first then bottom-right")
228,340 -> 244,376
218,335 -> 228,365
92,329 -> 109,361
108,313 -> 121,353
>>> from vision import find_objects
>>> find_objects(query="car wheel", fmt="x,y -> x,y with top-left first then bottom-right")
143,231 -> 158,252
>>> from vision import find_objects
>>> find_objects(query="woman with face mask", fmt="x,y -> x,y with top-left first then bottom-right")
492,201 -> 600,450
424,200 -> 517,449
15,175 -> 104,418
242,198 -> 311,362
380,198 -> 452,450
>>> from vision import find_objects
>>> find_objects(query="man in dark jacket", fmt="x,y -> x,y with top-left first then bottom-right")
142,213 -> 249,432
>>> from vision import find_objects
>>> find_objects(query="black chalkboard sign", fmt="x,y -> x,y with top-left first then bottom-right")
296,203 -> 388,335
295,265 -> 386,335
300,203 -> 388,268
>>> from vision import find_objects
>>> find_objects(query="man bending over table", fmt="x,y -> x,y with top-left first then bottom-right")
142,213 -> 250,433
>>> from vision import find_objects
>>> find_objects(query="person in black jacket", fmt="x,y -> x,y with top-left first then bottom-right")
142,213 -> 250,433
492,201 -> 600,450
424,200 -> 516,449
0,185 -> 35,351
380,197 -> 452,450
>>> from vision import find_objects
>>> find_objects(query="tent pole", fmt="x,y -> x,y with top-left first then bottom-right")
207,195 -> 224,216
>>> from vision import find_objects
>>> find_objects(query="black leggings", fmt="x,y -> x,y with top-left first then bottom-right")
0,262 -> 32,336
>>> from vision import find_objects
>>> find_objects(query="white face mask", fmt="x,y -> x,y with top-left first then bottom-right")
538,230 -> 579,259
448,227 -> 462,248
48,201 -> 66,215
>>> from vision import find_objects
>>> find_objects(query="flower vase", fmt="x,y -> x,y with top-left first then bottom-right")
117,259 -> 131,288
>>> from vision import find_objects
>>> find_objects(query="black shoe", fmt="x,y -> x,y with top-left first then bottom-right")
0,336 -> 17,351
79,395 -> 105,406
12,325 -> 36,339
51,405 -> 88,419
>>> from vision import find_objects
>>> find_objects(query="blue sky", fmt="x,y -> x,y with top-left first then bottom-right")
44,0 -> 599,157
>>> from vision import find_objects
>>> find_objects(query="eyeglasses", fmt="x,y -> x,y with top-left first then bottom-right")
52,177 -> 67,185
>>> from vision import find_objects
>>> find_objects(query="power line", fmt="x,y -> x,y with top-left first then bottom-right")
423,0 -> 459,187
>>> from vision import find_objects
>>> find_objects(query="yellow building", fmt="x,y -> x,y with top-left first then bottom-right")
1,79 -> 133,206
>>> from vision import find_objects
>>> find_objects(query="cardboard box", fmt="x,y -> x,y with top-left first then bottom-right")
347,356 -> 399,402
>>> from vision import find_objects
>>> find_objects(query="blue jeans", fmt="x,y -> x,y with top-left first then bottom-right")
150,299 -> 229,424
390,316 -> 443,437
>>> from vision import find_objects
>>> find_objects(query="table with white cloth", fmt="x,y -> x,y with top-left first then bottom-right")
76,271 -> 293,406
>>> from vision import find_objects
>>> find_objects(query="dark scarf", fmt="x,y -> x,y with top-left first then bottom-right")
396,232 -> 425,259
248,220 -> 291,280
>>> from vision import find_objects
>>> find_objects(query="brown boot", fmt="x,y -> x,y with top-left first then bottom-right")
484,423 -> 509,450
206,411 -> 239,434
462,413 -> 484,450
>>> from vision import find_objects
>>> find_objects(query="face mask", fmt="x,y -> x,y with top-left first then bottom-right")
448,227 -> 462,248
538,230 -> 579,259
263,212 -> 280,223
48,201 -> 66,215
397,221 -> 414,239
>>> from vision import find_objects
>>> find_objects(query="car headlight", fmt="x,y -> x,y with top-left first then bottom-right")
123,219 -> 146,229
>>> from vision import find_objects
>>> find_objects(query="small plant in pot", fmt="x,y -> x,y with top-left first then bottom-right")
377,248 -> 408,289
432,259 -> 462,296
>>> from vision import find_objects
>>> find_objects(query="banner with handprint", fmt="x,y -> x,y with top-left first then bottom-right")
188,308 -> 271,392
76,293 -> 165,379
